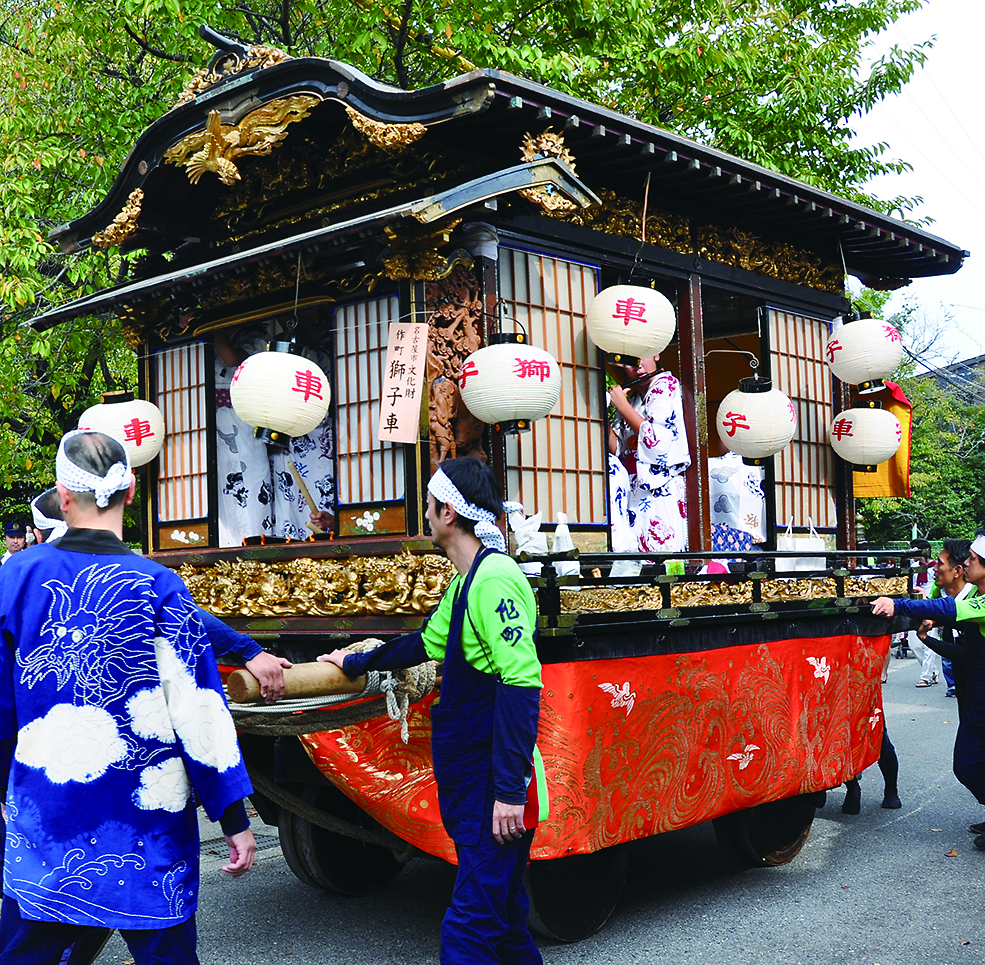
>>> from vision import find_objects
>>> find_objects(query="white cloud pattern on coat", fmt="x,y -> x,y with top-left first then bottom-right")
15,704 -> 128,784
134,757 -> 191,812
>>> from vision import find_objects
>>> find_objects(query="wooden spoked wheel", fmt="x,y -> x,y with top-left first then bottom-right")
526,846 -> 630,942
278,783 -> 408,895
712,792 -> 817,866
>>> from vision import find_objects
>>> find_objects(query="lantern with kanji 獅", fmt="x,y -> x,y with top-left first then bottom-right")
585,284 -> 677,366
715,378 -> 798,465
78,391 -> 165,467
458,334 -> 561,433
824,317 -> 903,393
828,401 -> 902,471
230,341 -> 331,447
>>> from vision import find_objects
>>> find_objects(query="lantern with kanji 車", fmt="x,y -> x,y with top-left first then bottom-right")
458,334 -> 561,433
715,378 -> 798,465
824,317 -> 903,393
828,401 -> 902,471
78,391 -> 165,467
230,341 -> 331,447
585,284 -> 677,365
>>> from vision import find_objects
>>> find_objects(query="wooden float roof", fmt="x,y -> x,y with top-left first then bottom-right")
35,55 -> 967,330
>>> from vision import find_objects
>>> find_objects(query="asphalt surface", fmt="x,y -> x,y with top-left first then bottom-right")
94,638 -> 984,965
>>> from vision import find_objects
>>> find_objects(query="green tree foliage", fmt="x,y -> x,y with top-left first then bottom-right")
0,0 -> 933,512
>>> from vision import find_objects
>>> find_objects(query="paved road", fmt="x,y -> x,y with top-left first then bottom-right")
96,643 -> 984,965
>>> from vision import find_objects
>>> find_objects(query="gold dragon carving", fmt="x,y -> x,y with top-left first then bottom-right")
178,550 -> 454,618
425,263 -> 487,474
164,96 -> 321,186
345,106 -> 427,151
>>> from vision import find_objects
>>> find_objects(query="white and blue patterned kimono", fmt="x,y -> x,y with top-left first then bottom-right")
0,530 -> 253,928
611,371 -> 691,553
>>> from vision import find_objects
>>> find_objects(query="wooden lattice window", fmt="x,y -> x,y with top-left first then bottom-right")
769,309 -> 837,529
499,249 -> 605,525
334,295 -> 405,503
155,342 -> 209,522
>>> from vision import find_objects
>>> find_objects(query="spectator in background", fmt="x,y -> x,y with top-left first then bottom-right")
908,538 -> 940,687
1,522 -> 26,565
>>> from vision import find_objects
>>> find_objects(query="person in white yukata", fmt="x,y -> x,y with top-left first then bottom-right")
0,430 -> 255,964
609,355 -> 691,554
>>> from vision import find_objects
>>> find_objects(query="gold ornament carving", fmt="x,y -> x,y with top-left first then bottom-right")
175,44 -> 293,106
845,576 -> 908,597
761,579 -> 838,602
381,218 -> 465,282
178,550 -> 454,618
426,264 -> 487,472
92,189 -> 144,249
164,96 -> 321,186
671,581 -> 753,607
519,130 -> 578,211
345,106 -> 427,151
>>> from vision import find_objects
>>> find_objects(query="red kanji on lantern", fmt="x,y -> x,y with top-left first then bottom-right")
611,298 -> 647,327
460,360 -> 479,388
123,418 -> 154,446
513,358 -> 554,382
826,340 -> 843,364
831,417 -> 854,440
884,325 -> 902,343
787,399 -> 797,422
292,370 -> 323,402
720,411 -> 750,437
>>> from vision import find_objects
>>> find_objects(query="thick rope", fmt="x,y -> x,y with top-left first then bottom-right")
250,771 -> 415,861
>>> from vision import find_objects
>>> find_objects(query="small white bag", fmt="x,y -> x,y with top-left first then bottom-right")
775,518 -> 827,574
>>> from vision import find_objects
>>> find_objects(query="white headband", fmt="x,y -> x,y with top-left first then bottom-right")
427,467 -> 522,553
972,535 -> 985,561
56,430 -> 134,509
30,494 -> 68,540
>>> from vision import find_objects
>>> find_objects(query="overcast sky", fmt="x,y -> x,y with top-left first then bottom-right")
850,0 -> 984,368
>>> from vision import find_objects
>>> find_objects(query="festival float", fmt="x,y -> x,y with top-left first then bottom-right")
31,27 -> 967,941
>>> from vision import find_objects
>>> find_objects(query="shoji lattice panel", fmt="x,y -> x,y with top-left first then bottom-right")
769,310 -> 837,529
334,295 -> 405,503
499,249 -> 605,525
155,342 -> 208,522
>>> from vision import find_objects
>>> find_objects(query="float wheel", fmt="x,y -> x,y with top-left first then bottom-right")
525,846 -> 629,942
712,792 -> 817,866
278,783 -> 408,895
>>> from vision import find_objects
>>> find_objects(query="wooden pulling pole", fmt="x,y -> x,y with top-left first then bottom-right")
227,662 -> 367,704
288,458 -> 322,534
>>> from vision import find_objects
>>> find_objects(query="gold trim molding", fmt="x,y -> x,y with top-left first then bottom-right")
164,96 -> 321,186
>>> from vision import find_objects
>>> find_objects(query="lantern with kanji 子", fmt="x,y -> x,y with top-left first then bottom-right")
230,341 -> 331,447
458,334 -> 561,433
828,401 -> 902,471
78,391 -> 165,467
715,378 -> 798,465
585,284 -> 677,366
824,317 -> 903,393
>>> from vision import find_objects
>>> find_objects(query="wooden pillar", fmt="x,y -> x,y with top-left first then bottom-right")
677,274 -> 711,551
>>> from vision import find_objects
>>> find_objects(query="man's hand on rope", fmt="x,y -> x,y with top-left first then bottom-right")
244,651 -> 293,704
492,800 -> 525,845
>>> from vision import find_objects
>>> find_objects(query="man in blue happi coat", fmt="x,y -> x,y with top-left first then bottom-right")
0,430 -> 256,964
319,457 -> 547,964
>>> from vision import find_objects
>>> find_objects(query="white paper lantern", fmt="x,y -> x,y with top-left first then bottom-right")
230,341 -> 331,446
585,284 -> 677,364
78,392 -> 165,467
716,378 -> 798,465
828,404 -> 902,471
459,336 -> 561,432
824,317 -> 903,392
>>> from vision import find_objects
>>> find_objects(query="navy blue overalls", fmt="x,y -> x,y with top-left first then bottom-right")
431,548 -> 542,965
